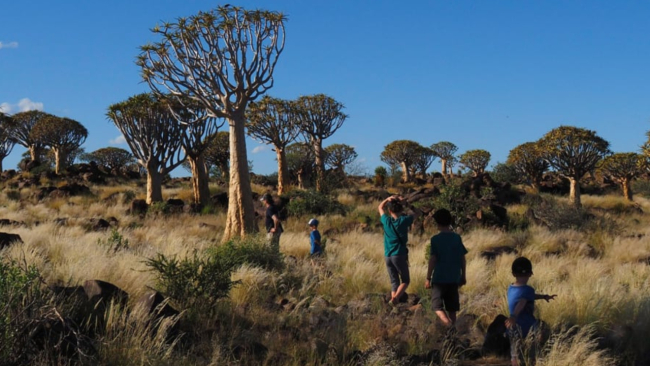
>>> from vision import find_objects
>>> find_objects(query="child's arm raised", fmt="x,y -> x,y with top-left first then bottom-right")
535,294 -> 557,302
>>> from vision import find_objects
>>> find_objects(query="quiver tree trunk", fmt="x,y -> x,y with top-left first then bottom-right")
277,148 -> 289,195
146,165 -> 164,204
569,177 -> 581,208
401,162 -> 410,183
188,154 -> 211,205
313,140 -> 325,192
622,178 -> 633,202
223,114 -> 258,241
29,146 -> 43,163
297,167 -> 305,189
441,159 -> 448,176
54,149 -> 68,175
531,180 -> 541,193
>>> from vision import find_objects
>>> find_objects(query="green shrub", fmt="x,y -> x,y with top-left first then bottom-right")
432,184 -> 480,228
374,166 -> 387,187
208,236 -> 284,272
97,228 -> 130,254
529,196 -> 587,230
285,189 -> 346,217
148,202 -> 170,215
491,162 -> 519,184
121,190 -> 136,204
632,179 -> 650,198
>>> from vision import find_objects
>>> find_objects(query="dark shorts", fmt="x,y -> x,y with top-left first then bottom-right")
385,255 -> 410,292
431,283 -> 460,311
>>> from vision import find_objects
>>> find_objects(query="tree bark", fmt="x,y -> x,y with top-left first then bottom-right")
531,180 -> 541,193
29,146 -> 42,162
146,168 -> 163,204
223,112 -> 258,241
188,154 -> 211,205
313,139 -> 325,191
401,161 -> 410,183
276,147 -> 289,195
0,159 -> 3,172
297,168 -> 305,189
54,149 -> 67,175
441,159 -> 448,176
569,177 -> 581,208
622,178 -> 633,202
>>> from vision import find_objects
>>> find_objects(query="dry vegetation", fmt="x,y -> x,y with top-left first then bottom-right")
1,178 -> 650,366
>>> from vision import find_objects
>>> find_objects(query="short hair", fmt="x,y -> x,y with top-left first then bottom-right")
512,257 -> 533,276
386,200 -> 403,214
260,193 -> 273,204
433,209 -> 452,226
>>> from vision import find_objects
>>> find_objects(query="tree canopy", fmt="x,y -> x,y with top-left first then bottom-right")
0,113 -> 16,172
324,143 -> 357,175
7,110 -> 53,162
430,141 -> 458,175
31,115 -> 88,174
81,147 -> 135,172
380,140 -> 422,183
459,149 -> 491,176
598,152 -> 645,201
507,142 -> 549,190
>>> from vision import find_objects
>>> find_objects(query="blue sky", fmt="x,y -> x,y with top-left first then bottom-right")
1,1 -> 649,175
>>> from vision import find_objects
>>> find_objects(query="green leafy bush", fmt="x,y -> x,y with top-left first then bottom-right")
374,166 -> 387,187
632,179 -> 650,198
208,236 -> 284,272
285,189 -> 346,217
432,184 -> 480,228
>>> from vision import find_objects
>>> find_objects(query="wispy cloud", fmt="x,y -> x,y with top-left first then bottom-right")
0,98 -> 44,114
252,145 -> 271,154
0,41 -> 18,49
109,135 -> 126,145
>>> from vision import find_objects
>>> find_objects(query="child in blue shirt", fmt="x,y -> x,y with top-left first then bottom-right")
308,218 -> 322,256
505,257 -> 556,366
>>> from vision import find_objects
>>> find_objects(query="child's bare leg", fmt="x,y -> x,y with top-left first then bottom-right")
435,310 -> 453,327
448,311 -> 457,325
391,283 -> 408,302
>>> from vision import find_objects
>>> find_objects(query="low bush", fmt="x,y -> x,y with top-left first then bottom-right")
284,189 -> 347,217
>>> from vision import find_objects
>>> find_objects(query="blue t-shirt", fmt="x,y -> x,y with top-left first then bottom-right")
310,230 -> 322,255
430,232 -> 468,283
507,284 -> 537,337
381,214 -> 414,257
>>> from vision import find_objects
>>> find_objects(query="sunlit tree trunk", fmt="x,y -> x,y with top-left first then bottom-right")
146,163 -> 163,204
297,167 -> 305,189
401,162 -> 410,183
54,149 -> 68,175
188,154 -> 210,205
223,113 -> 258,241
313,139 -> 325,191
569,177 -> 581,208
29,146 -> 42,162
622,178 -> 633,202
441,159 -> 448,176
277,148 -> 289,195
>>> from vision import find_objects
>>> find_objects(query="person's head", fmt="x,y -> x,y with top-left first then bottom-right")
308,218 -> 319,230
386,200 -> 403,215
512,257 -> 533,278
433,208 -> 453,228
260,193 -> 273,206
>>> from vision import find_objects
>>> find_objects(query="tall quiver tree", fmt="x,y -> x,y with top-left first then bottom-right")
598,153 -> 645,201
247,96 -> 300,195
380,140 -> 422,183
173,99 -> 223,205
507,142 -> 549,192
107,93 -> 186,204
430,141 -> 458,176
0,113 -> 16,172
538,126 -> 610,208
324,143 -> 357,178
459,149 -> 491,177
294,94 -> 347,191
8,110 -> 52,162
139,5 -> 285,240
31,116 -> 87,174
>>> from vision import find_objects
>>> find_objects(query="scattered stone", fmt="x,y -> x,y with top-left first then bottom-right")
135,290 -> 179,319
129,199 -> 148,215
83,280 -> 129,309
0,219 -> 26,227
87,218 -> 110,231
199,222 -> 217,229
54,217 -> 69,226
480,246 -> 517,261
0,232 -> 23,249
482,314 -> 510,357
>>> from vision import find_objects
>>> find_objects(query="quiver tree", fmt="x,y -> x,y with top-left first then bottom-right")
538,126 -> 610,208
204,131 -> 230,180
459,149 -> 491,177
430,141 -> 458,176
380,140 -> 425,183
31,116 -> 88,174
139,5 -> 286,240
286,142 -> 314,189
107,93 -> 186,204
8,110 -> 53,162
324,143 -> 357,178
0,113 -> 16,172
598,153 -> 645,201
247,96 -> 300,194
294,94 -> 348,191
412,146 -> 436,178
80,147 -> 136,172
507,142 -> 549,191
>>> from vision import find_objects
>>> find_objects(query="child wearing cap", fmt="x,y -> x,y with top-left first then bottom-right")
505,257 -> 556,366
308,218 -> 322,256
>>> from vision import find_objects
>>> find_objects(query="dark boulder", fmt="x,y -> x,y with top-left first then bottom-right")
211,192 -> 228,208
0,219 -> 26,227
480,246 -> 517,261
87,218 -> 110,231
482,314 -> 510,357
0,232 -> 23,249
129,199 -> 148,215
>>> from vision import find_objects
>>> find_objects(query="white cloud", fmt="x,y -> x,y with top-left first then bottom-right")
252,145 -> 271,154
0,41 -> 18,49
0,98 -> 44,114
109,135 -> 127,145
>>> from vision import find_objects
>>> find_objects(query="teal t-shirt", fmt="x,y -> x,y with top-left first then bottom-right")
430,232 -> 468,283
381,214 -> 414,257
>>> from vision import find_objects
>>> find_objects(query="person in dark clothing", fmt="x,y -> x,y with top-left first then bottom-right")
261,193 -> 282,253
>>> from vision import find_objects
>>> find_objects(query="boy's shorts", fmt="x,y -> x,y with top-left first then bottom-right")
431,283 -> 460,311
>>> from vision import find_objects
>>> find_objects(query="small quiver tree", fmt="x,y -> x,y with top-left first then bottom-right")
139,5 -> 286,240
80,147 -> 136,173
538,126 -> 610,208
30,115 -> 87,174
459,149 -> 491,177
412,146 -> 436,179
380,140 -> 423,183
324,143 -> 357,179
0,113 -> 16,172
7,110 -> 53,163
107,93 -> 186,204
430,141 -> 458,176
598,153 -> 645,202
286,142 -> 314,189
507,142 -> 549,192
294,94 -> 348,192
247,96 -> 300,195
